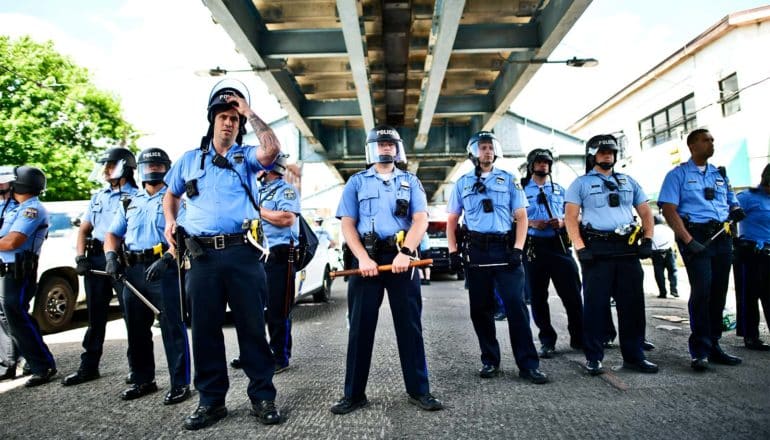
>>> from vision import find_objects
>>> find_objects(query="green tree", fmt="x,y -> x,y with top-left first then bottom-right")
0,36 -> 138,201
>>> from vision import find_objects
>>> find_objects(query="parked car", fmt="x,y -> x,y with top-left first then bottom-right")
33,200 -> 90,333
420,219 -> 464,280
295,222 -> 337,303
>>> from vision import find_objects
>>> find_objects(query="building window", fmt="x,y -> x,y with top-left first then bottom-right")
719,73 -> 740,117
638,94 -> 697,149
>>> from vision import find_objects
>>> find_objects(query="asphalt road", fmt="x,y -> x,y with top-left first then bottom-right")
1,264 -> 769,439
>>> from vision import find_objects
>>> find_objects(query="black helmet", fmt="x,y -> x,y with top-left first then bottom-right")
97,147 -> 137,168
11,166 -> 46,195
206,78 -> 250,141
270,154 -> 289,176
137,148 -> 171,184
585,134 -> 619,173
365,125 -> 406,165
466,131 -> 503,166
761,163 -> 770,187
527,148 -> 554,176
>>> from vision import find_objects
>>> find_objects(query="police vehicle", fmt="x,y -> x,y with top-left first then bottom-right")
420,218 -> 464,280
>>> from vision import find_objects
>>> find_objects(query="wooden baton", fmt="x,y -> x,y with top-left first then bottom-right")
330,259 -> 433,279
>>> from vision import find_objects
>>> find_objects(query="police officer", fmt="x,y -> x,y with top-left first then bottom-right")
651,214 -> 679,298
331,125 -> 443,415
732,164 -> 770,351
0,166 -> 57,387
564,134 -> 657,375
521,148 -> 583,358
313,216 -> 337,249
163,78 -> 282,429
103,148 -> 192,404
658,128 -> 745,371
446,131 -> 547,384
62,148 -> 138,386
258,154 -> 300,373
0,166 -> 21,381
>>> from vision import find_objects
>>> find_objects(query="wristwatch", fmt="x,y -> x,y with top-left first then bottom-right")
400,246 -> 416,257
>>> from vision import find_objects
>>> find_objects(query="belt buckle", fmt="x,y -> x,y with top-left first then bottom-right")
214,235 -> 226,250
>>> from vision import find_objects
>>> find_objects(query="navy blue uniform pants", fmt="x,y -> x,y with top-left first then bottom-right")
343,251 -> 430,400
651,248 -> 678,297
733,246 -> 769,340
80,252 -> 127,373
678,231 -> 732,358
466,242 -> 539,371
524,237 -> 583,348
186,245 -> 276,406
122,263 -> 190,388
580,250 -> 646,363
0,272 -> 55,374
265,247 -> 296,368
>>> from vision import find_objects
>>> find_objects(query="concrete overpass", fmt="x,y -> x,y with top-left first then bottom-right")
202,0 -> 592,201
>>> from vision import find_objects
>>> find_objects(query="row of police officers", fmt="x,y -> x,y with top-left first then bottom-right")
3,76 -> 770,429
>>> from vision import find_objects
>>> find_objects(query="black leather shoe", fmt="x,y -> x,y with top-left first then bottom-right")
519,368 -> 548,384
120,382 -> 158,400
622,359 -> 659,373
61,370 -> 100,386
584,360 -> 603,376
691,357 -> 709,371
408,393 -> 444,411
274,363 -> 290,374
330,396 -> 368,415
493,311 -> 507,321
602,341 -> 616,349
670,290 -> 679,298
164,385 -> 191,405
709,350 -> 742,366
184,405 -> 228,430
642,340 -> 655,351
538,345 -> 555,359
478,364 -> 502,378
0,365 -> 16,382
230,358 -> 242,369
25,368 -> 56,387
251,400 -> 281,425
745,338 -> 770,351
658,293 -> 667,298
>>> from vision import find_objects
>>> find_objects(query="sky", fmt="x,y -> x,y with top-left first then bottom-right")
1,0 -> 769,161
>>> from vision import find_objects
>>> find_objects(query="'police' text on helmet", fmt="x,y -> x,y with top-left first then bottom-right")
585,134 -> 619,172
137,148 -> 172,185
365,125 -> 407,165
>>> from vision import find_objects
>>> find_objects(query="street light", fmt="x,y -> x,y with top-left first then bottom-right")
505,56 -> 599,68
194,66 -> 256,77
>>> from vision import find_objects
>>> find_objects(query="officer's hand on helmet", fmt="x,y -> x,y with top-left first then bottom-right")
145,252 -> 174,282
449,251 -> 463,272
638,238 -> 653,259
75,255 -> 90,276
392,252 -> 411,273
728,208 -> 747,223
686,239 -> 706,255
508,248 -> 524,268
104,251 -> 122,280
358,256 -> 379,277
577,247 -> 593,263
223,94 -> 252,117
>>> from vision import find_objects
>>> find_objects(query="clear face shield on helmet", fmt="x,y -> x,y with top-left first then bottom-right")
365,139 -> 407,165
467,135 -> 503,165
88,159 -> 128,183
139,162 -> 168,184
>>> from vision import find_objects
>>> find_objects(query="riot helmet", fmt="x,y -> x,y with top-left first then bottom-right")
11,166 -> 46,196
585,134 -> 619,173
466,131 -> 503,167
365,125 -> 407,165
527,148 -> 554,176
137,148 -> 171,185
0,165 -> 14,196
90,147 -> 137,182
206,78 -> 250,141
270,153 -> 289,176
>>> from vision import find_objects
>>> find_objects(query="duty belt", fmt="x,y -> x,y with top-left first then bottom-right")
467,231 -> 508,246
581,228 -> 629,243
86,238 -> 104,254
195,234 -> 245,250
685,220 -> 724,237
734,238 -> 770,256
375,238 -> 398,253
124,246 -> 168,266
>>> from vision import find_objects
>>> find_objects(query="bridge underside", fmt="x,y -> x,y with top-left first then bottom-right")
203,0 -> 591,200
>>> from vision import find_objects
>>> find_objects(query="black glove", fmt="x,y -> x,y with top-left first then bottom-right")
728,208 -> 746,223
638,237 -> 653,259
508,248 -> 523,268
75,255 -> 90,276
686,239 -> 706,255
577,247 -> 593,263
105,251 -> 121,280
145,252 -> 174,282
449,251 -> 463,273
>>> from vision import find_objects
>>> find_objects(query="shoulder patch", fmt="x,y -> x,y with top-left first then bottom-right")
283,188 -> 297,200
22,207 -> 38,219
495,176 -> 505,185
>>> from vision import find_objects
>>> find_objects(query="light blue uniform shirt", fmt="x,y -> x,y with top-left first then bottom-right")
165,144 -> 266,236
0,197 -> 49,262
447,167 -> 527,234
657,159 -> 739,223
336,167 -> 428,239
259,178 -> 300,247
108,187 -> 168,251
83,183 -> 137,242
524,179 -> 566,238
565,170 -> 647,232
736,188 -> 770,247
1,198 -> 17,215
